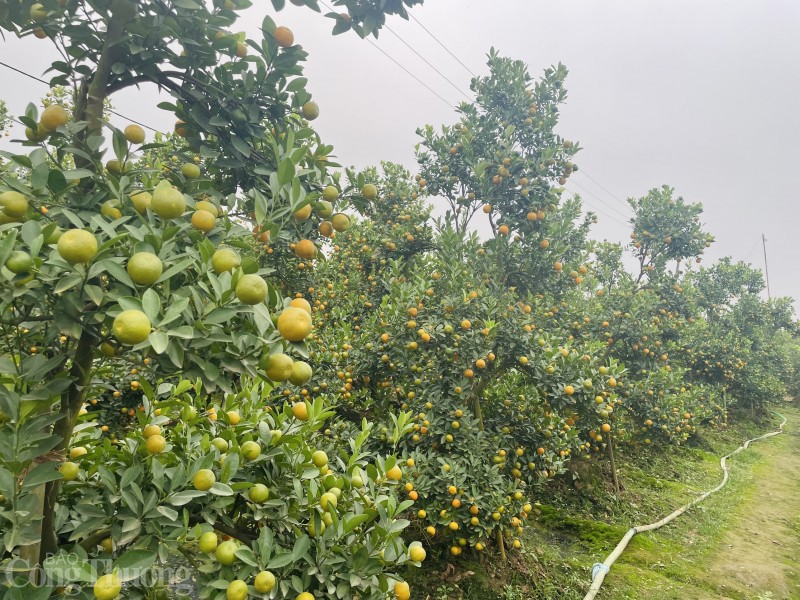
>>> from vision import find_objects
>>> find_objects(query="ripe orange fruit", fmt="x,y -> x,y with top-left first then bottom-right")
191,209 -> 216,232
564,385 -> 575,396
145,434 -> 166,454
274,26 -> 294,48
294,204 -> 313,221
601,423 -> 611,433
386,465 -> 402,481
394,581 -> 410,600
292,402 -> 308,421
40,105 -> 70,130
540,239 -> 550,249
295,239 -> 317,259
124,124 -> 145,144
498,224 -> 510,235
319,220 -> 334,237
277,307 -> 313,342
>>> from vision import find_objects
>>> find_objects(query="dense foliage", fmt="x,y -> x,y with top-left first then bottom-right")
0,2 -> 797,600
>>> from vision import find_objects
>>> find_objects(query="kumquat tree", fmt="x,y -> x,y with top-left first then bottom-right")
1,1 -> 798,600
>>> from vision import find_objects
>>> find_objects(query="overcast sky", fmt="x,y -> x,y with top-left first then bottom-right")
1,0 -> 799,303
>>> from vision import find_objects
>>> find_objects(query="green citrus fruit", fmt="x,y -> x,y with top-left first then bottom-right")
59,461 -> 79,481
315,200 -> 333,218
262,352 -> 293,382
241,440 -> 261,461
44,226 -> 63,244
198,531 -> 218,553
254,571 -> 276,593
5,251 -> 33,274
235,274 -> 268,305
215,540 -> 237,565
0,191 -> 29,217
320,492 -> 337,512
130,191 -> 152,214
193,468 -> 216,491
105,160 -> 128,175
211,437 -> 229,452
226,580 -> 248,600
100,342 -> 116,357
100,200 -> 122,219
93,573 -> 122,600
288,361 -> 312,385
30,3 -> 48,22
331,213 -> 350,232
311,450 -> 328,468
321,186 -> 338,202
211,248 -> 241,273
302,101 -> 319,120
112,310 -> 151,345
361,183 -> 378,200
151,182 -> 186,219
248,483 -> 270,503
182,163 -> 201,179
127,252 -> 163,286
195,200 -> 218,214
57,229 -> 98,264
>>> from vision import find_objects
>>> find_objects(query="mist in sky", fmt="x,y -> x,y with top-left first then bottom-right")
1,0 -> 798,302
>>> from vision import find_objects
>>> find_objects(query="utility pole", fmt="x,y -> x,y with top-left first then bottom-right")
762,233 -> 771,300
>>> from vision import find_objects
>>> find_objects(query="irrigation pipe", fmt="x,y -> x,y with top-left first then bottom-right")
583,412 -> 787,600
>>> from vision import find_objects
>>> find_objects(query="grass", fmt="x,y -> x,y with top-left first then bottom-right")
402,406 -> 795,600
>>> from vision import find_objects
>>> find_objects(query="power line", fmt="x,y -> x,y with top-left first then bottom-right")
317,1 -> 456,109
0,60 -> 160,132
564,184 -> 630,227
383,23 -> 472,101
363,37 -> 455,109
407,11 -> 477,78
567,176 -> 632,220
576,168 -> 632,212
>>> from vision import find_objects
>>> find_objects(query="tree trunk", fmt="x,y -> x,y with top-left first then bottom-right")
607,435 -> 620,495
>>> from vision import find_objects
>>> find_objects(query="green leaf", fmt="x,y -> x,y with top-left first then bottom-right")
114,549 -> 157,582
149,331 -> 169,354
209,482 -> 234,496
277,158 -> 295,186
21,462 -> 62,488
168,490 -> 207,506
142,288 -> 161,321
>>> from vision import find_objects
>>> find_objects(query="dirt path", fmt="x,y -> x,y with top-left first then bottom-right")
605,406 -> 800,600
699,409 -> 800,599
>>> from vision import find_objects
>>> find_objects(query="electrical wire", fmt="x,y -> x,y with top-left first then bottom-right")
0,60 -> 160,132
383,23 -> 472,102
407,11 -> 477,77
567,176 -> 632,220
577,168 -> 633,212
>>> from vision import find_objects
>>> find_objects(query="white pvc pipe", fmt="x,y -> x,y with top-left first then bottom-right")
583,413 -> 787,600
